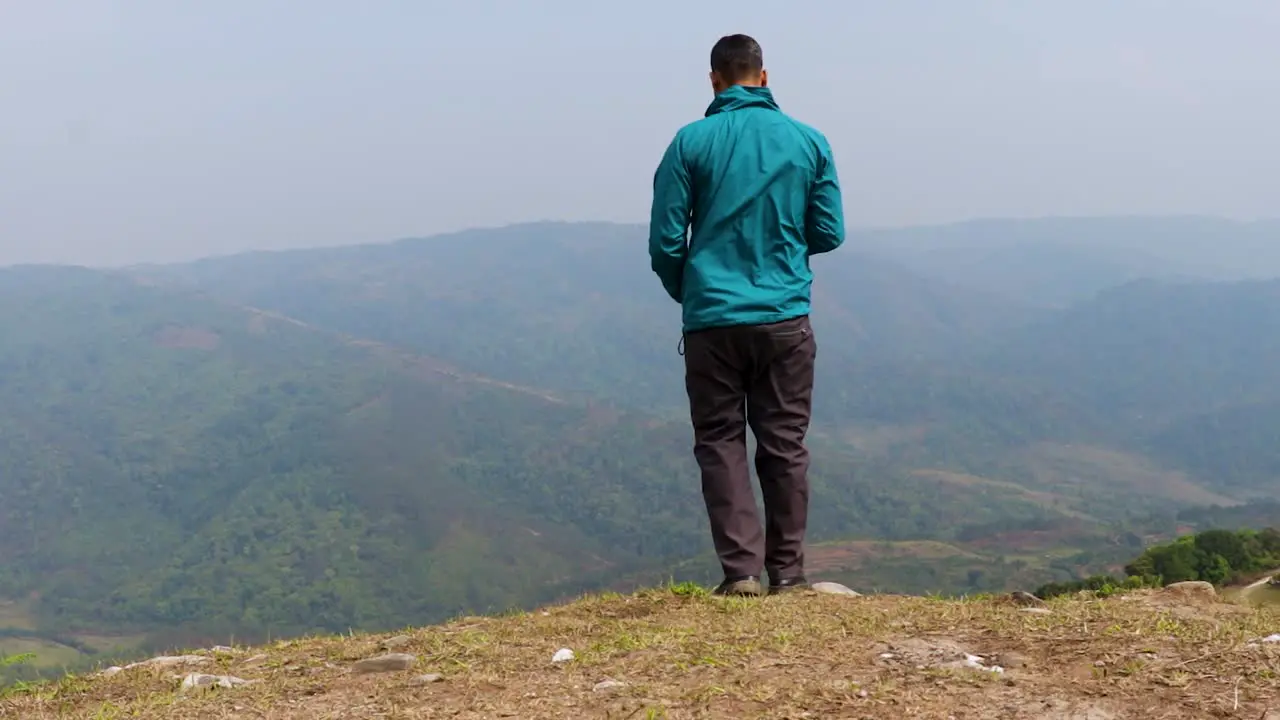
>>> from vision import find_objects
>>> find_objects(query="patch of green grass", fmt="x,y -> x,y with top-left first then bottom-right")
664,580 -> 709,598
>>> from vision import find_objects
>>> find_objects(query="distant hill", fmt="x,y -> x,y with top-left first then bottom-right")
855,215 -> 1280,307
978,278 -> 1280,427
143,219 -> 1280,504
144,222 -> 1041,413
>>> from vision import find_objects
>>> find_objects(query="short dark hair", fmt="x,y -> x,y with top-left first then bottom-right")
710,34 -> 763,83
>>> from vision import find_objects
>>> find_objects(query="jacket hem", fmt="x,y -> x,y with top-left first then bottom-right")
682,309 -> 811,334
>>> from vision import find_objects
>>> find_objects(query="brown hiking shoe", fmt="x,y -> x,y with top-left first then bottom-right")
712,576 -> 764,597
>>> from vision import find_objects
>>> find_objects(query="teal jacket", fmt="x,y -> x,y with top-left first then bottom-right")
648,85 -> 845,332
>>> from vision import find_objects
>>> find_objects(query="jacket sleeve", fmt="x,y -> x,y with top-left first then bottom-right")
805,136 -> 845,255
648,134 -> 692,304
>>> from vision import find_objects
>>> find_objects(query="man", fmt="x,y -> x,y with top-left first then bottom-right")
648,34 -> 845,597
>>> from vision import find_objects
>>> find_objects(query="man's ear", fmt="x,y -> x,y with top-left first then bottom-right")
760,69 -> 768,87
710,70 -> 723,94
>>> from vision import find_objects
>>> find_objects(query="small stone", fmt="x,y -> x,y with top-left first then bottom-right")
1020,607 -> 1052,615
179,673 -> 254,692
593,679 -> 627,692
98,666 -> 123,677
552,648 -> 575,663
211,645 -> 235,654
1009,591 -> 1047,607
410,673 -> 444,685
812,581 -> 861,596
352,653 -> 417,674
243,654 -> 269,665
381,635 -> 412,650
858,689 -> 869,698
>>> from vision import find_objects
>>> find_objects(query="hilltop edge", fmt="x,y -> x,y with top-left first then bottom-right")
2,583 -> 1278,719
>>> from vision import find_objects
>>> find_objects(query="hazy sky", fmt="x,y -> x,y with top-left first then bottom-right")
2,1 -> 1277,266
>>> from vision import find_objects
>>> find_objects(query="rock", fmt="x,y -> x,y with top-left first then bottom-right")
1159,581 -> 1217,603
243,653 -> 269,665
811,581 -> 861,596
1009,591 -> 1047,607
552,648 -> 575,663
352,653 -> 417,674
1020,607 -> 1052,615
380,635 -> 412,650
179,673 -> 254,692
946,653 -> 1004,674
210,645 -> 236,654
98,666 -> 123,677
410,673 -> 444,685
125,655 -> 209,670
593,679 -> 627,692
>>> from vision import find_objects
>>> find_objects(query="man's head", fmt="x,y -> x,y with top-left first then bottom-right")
709,34 -> 766,95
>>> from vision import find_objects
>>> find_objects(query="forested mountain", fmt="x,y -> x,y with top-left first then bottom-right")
146,222 -> 1040,413
5,216 -> 1280,671
150,219 -> 1280,501
979,279 -> 1280,422
0,262 -> 1058,659
0,266 -> 655,637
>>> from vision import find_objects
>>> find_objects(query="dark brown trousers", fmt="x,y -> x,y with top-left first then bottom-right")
682,314 -> 816,582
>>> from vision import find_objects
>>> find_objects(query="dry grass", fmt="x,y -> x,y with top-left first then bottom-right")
2,585 -> 1278,719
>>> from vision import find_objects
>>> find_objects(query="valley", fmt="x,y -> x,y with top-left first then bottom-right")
4,216 -> 1280,681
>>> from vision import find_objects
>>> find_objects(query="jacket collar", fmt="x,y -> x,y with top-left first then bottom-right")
705,85 -> 780,117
